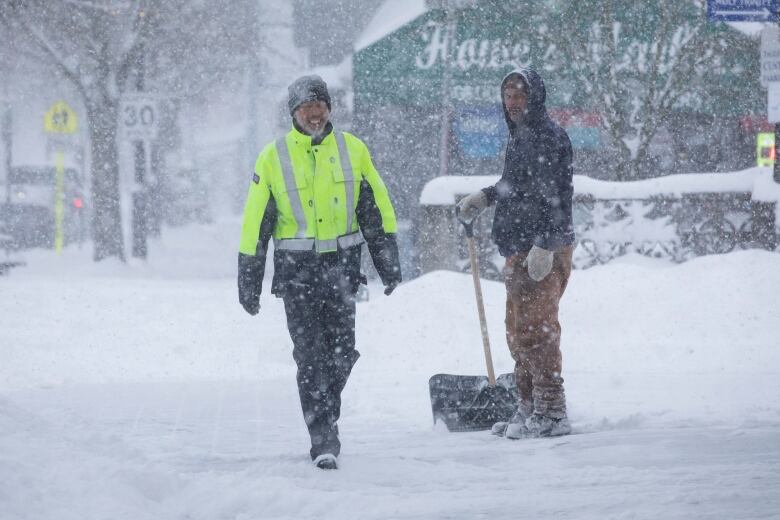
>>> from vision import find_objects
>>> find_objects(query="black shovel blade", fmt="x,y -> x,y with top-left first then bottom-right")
429,373 -> 519,432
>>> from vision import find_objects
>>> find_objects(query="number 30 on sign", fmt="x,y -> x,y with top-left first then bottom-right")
119,96 -> 159,141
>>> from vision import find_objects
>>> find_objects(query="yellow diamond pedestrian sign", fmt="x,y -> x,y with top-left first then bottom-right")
44,101 -> 78,134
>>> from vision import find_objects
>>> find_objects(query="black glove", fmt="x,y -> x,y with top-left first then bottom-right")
366,235 -> 401,297
240,296 -> 260,315
238,253 -> 264,316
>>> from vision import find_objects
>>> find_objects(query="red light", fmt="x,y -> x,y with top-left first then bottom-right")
73,198 -> 83,209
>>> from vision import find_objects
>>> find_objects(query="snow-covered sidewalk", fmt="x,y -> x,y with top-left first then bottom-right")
1,218 -> 779,519
4,380 -> 778,520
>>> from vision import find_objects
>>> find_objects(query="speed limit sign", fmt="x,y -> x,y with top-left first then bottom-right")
119,95 -> 159,140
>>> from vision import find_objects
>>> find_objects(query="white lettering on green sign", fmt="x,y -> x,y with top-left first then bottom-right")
452,84 -> 500,103
415,21 -> 532,71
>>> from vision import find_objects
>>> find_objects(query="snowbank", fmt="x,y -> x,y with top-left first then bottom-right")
419,167 -> 780,205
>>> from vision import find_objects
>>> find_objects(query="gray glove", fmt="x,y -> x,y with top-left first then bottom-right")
523,245 -> 554,282
456,191 -> 489,223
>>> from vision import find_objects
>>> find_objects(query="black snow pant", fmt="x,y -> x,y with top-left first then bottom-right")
282,271 -> 360,461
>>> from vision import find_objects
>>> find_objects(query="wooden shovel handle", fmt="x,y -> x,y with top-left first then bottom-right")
467,235 -> 497,386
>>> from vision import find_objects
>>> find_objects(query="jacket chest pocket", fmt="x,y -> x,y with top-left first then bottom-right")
330,160 -> 345,183
330,164 -> 357,200
278,176 -> 312,214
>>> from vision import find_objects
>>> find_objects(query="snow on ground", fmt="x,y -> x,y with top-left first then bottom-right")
1,217 -> 779,519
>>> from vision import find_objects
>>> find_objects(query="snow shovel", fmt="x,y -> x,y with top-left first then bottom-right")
428,215 -> 518,432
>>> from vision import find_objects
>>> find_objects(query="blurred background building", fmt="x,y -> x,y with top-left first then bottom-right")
0,0 -> 771,265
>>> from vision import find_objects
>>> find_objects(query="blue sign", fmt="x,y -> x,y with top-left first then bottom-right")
454,105 -> 507,159
707,0 -> 778,22
454,105 -> 603,158
567,127 -> 601,150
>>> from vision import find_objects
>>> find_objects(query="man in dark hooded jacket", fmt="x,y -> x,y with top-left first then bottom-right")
457,68 -> 575,438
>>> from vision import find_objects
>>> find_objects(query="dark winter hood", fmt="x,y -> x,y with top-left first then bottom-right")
501,68 -> 549,134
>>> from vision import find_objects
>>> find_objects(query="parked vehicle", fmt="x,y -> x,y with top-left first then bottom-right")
0,165 -> 87,250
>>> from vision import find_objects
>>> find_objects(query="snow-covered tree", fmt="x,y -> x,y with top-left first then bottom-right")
0,0 -> 257,260
0,0 -> 158,260
550,0 -> 757,180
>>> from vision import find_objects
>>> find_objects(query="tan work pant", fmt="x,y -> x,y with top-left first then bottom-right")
504,246 -> 573,419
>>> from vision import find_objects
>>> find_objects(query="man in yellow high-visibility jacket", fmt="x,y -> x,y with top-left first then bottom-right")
238,75 -> 401,470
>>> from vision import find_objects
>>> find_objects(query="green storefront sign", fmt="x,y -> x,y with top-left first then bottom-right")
354,8 -> 580,109
354,2 -> 760,115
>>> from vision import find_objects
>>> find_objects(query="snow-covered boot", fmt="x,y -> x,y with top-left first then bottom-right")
525,413 -> 571,437
492,401 -> 532,438
314,453 -> 338,470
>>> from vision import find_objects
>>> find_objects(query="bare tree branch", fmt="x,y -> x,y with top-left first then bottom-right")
12,12 -> 89,101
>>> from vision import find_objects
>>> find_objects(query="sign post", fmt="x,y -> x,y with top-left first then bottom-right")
761,26 -> 780,86
768,83 -> 780,123
715,3 -> 780,245
436,0 -> 479,178
2,104 -> 11,260
43,101 -> 78,254
120,94 -> 159,259
2,104 -> 11,207
438,3 -> 456,179
759,24 -> 780,184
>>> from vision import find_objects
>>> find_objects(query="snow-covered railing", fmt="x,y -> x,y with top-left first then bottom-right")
415,168 -> 779,275
419,168 -> 780,206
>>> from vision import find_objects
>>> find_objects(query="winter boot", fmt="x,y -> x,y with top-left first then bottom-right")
314,453 -> 338,470
491,401 -> 533,438
525,413 -> 571,437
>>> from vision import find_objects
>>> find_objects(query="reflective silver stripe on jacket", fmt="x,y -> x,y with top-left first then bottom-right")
273,237 -> 314,251
274,231 -> 363,252
273,132 -> 364,253
335,131 -> 358,234
337,231 -> 364,249
316,238 -> 338,253
275,136 -> 307,238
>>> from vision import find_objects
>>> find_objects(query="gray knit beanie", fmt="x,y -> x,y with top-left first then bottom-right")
287,75 -> 331,116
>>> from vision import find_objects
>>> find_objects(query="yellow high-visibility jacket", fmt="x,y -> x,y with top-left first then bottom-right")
238,124 -> 401,299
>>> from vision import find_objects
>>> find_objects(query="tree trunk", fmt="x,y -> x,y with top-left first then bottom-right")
606,130 -> 634,181
87,98 -> 125,262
